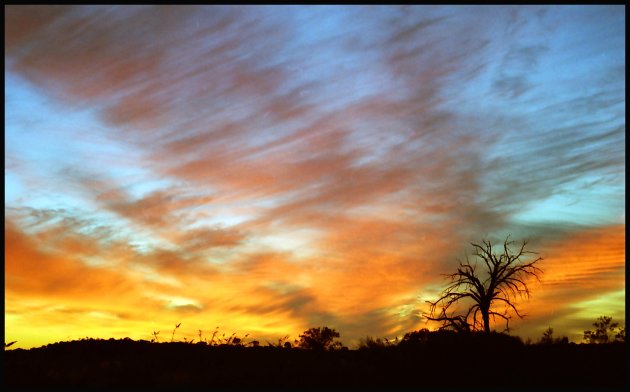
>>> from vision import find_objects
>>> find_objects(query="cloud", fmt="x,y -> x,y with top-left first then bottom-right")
4,210 -> 307,346
171,304 -> 204,314
5,217 -> 136,300
492,44 -> 549,99
504,224 -> 625,340
175,226 -> 246,253
101,189 -> 213,229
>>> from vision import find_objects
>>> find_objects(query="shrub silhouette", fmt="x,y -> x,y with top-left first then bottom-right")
357,336 -> 396,350
426,235 -> 542,333
583,316 -> 625,343
399,328 -> 431,346
398,328 -> 522,349
266,335 -> 292,348
538,327 -> 568,345
296,327 -> 342,351
540,326 -> 554,344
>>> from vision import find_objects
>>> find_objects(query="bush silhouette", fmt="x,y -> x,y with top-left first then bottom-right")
296,327 -> 342,351
538,327 -> 568,345
357,336 -> 396,350
583,316 -> 625,343
397,328 -> 523,351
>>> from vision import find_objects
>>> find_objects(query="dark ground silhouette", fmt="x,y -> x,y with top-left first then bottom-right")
4,332 -> 626,388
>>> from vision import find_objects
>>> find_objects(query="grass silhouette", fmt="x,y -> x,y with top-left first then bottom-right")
170,323 -> 181,343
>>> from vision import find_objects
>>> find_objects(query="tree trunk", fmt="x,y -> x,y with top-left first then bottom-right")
482,310 -> 490,333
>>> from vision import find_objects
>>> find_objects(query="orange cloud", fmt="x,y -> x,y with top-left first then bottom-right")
4,213 -> 333,348
504,224 -> 625,341
5,219 -> 135,299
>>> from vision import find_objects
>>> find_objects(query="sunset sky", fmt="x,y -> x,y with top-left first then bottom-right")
5,5 -> 625,349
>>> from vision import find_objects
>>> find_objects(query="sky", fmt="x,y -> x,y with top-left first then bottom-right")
4,5 -> 625,349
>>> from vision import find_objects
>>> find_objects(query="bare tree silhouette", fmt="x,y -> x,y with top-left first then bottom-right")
425,236 -> 542,333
